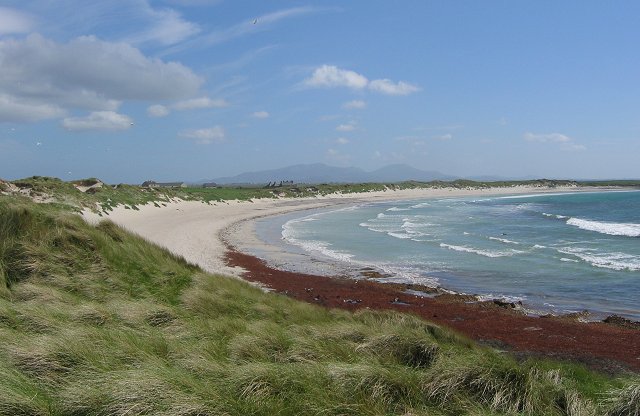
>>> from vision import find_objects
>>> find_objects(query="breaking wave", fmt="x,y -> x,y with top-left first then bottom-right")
439,243 -> 523,258
566,218 -> 640,237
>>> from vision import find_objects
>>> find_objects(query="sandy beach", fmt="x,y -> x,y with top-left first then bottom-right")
82,185 -> 640,372
82,185 -> 584,278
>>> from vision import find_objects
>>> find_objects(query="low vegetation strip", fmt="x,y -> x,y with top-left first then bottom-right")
5,175 -> 633,216
0,187 -> 639,414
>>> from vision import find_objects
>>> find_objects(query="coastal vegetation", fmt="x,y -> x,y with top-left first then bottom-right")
3,175 -> 638,215
0,179 -> 639,414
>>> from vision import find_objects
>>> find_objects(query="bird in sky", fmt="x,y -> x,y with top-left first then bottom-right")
252,18 -> 257,24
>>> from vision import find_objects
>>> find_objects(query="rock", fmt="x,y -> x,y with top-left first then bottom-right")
493,299 -> 517,309
603,314 -> 640,330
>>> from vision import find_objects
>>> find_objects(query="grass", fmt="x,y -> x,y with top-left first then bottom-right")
7,175 -> 637,217
1,192 -> 639,414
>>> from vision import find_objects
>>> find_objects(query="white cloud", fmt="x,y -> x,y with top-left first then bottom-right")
524,132 -> 571,143
565,143 -> 587,151
252,111 -> 270,119
161,6 -> 323,56
336,122 -> 356,132
127,8 -> 200,45
305,65 -> 368,89
0,7 -> 35,34
147,104 -> 170,118
342,100 -> 366,110
172,97 -> 228,110
179,126 -> 225,144
434,133 -> 452,141
0,94 -> 66,122
336,137 -> 349,145
0,34 -> 202,123
524,132 -> 586,151
62,111 -> 133,131
368,79 -> 420,96
304,65 -> 419,96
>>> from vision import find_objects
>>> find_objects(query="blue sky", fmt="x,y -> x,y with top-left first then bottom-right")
0,1 -> 638,183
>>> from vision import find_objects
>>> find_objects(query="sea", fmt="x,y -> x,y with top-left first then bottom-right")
254,190 -> 640,320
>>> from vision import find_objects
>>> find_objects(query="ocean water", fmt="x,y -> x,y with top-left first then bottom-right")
256,191 -> 640,320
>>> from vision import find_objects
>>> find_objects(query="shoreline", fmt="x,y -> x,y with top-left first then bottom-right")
82,185 -> 640,372
223,186 -> 639,321
224,248 -> 640,373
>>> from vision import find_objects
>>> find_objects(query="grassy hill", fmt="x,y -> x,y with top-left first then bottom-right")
0,183 -> 639,414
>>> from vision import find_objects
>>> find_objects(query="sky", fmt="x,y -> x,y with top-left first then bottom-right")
0,0 -> 639,183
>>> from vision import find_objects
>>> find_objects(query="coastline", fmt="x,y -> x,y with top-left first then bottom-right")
82,185 -> 640,372
225,248 -> 640,373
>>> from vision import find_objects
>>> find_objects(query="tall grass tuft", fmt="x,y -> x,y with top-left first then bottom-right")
605,382 -> 640,416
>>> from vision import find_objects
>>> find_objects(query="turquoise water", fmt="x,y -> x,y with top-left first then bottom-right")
273,191 -> 640,319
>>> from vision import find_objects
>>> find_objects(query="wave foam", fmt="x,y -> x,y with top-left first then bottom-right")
387,206 -> 410,211
439,243 -> 521,258
543,212 -> 569,219
387,232 -> 413,240
558,247 -> 640,271
489,236 -> 520,245
566,218 -> 640,237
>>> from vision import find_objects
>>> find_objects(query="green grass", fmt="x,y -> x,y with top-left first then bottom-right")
1,193 -> 639,414
8,175 -> 637,218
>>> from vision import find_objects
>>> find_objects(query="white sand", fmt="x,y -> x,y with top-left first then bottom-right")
82,186 -> 588,277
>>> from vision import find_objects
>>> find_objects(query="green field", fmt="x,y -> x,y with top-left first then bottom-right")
0,178 -> 639,414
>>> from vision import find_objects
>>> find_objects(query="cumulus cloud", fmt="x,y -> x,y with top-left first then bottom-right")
368,79 -> 420,96
524,132 -> 586,151
336,122 -> 356,132
179,126 -> 225,144
0,7 -> 35,34
336,137 -> 349,145
0,34 -> 202,123
146,97 -> 227,117
304,65 -> 419,96
0,94 -> 66,122
147,104 -> 170,118
252,111 -> 269,119
305,65 -> 369,89
62,111 -> 133,131
342,100 -> 366,110
172,97 -> 228,110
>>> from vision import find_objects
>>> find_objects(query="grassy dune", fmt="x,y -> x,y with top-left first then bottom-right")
2,175 -> 599,215
0,194 -> 639,414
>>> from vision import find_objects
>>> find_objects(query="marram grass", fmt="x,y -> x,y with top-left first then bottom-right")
0,197 -> 638,415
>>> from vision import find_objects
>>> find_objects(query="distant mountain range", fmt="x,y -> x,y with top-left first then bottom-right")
202,163 -> 458,185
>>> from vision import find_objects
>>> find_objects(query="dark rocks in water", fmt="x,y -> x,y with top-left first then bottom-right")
493,299 -> 522,309
603,314 -> 640,330
391,297 -> 411,306
359,267 -> 392,279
